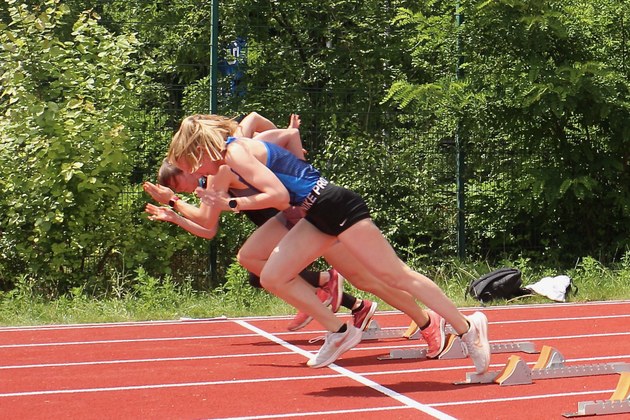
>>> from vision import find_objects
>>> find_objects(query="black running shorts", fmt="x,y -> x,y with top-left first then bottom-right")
304,184 -> 371,236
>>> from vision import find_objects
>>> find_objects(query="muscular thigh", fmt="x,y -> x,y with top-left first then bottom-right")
322,242 -> 364,281
239,215 -> 289,261
262,219 -> 337,281
337,219 -> 409,283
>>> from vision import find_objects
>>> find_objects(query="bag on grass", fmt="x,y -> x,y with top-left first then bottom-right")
467,267 -> 529,303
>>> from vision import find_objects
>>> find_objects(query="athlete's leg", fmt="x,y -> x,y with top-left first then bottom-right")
238,217 -> 320,294
259,219 -> 343,332
322,242 -> 430,328
239,215 -> 356,311
336,219 -> 469,334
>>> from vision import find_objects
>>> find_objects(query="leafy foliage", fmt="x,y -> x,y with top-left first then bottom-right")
386,0 -> 630,263
0,1 -> 144,291
1,0 -> 629,298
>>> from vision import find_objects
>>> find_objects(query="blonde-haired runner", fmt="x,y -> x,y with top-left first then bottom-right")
168,115 -> 489,370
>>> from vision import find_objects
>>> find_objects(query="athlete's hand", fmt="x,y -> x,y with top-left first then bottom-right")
145,203 -> 178,223
196,188 -> 231,211
143,181 -> 175,205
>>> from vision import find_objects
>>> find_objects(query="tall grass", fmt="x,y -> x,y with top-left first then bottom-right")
1,253 -> 629,326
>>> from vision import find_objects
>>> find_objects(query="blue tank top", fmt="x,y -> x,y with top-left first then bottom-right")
226,137 -> 321,205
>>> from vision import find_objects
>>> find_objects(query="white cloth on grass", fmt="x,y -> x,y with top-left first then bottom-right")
525,275 -> 572,302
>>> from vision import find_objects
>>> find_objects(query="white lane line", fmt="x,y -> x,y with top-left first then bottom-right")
0,334 -> 242,349
0,352 -> 296,370
207,405 -> 412,419
1,344 -> 628,372
494,330 -> 630,343
233,319 -> 457,420
2,327 -> 629,350
376,300 -> 630,313
206,387 -> 618,420
0,317 -> 233,332
492,313 -> 630,324
2,352 -> 629,375
0,300 -> 627,333
0,357 -> 623,398
0,374 -> 340,398
429,388 -> 614,407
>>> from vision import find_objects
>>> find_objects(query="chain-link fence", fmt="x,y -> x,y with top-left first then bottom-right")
116,0 -> 628,287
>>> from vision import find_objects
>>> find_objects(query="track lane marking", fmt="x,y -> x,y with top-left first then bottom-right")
429,388 -> 615,407
206,387 -> 618,420
233,319 -> 456,420
0,305 -> 627,419
207,405 -> 412,419
0,363 -> 619,397
0,347 -> 630,375
0,300 -> 627,333
1,349 -> 629,371
2,328 -> 629,349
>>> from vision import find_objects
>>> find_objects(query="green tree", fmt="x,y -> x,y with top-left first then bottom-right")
0,0 -> 146,291
386,0 -> 630,263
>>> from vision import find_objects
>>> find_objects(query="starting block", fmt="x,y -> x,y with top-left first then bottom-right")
362,320 -> 421,341
378,332 -> 538,361
563,371 -> 630,417
456,345 -> 630,386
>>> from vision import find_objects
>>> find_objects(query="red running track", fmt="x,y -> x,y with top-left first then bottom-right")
0,301 -> 629,419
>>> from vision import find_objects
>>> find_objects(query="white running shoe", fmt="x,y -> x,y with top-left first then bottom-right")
307,324 -> 362,368
460,311 -> 491,374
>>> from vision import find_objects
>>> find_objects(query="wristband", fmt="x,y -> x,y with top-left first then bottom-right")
228,198 -> 239,213
168,196 -> 180,208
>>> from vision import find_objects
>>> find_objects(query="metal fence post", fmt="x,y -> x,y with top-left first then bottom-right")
455,1 -> 466,259
208,0 -> 219,285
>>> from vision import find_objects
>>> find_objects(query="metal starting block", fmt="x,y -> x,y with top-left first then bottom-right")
456,345 -> 630,387
563,372 -> 630,417
378,331 -> 538,361
362,320 -> 421,341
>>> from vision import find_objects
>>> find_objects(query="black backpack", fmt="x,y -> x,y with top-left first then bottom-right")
467,268 -> 529,303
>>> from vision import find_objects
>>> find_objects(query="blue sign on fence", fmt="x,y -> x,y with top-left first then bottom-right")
219,37 -> 247,96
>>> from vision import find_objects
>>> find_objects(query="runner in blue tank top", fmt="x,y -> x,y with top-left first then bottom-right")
168,114 -> 491,372
144,113 -> 376,332
153,150 -> 453,356
145,159 -> 381,333
225,136 -> 321,206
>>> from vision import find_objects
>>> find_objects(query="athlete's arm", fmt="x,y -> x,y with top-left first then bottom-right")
252,128 -> 306,160
235,112 -> 277,137
213,140 -> 290,212
144,165 -> 240,238
194,165 -> 239,230
142,180 -> 209,223
145,203 -> 218,240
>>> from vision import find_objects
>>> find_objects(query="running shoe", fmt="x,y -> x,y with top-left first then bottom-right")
352,300 -> 378,330
460,311 -> 491,374
321,269 -> 344,313
307,324 -> 362,368
287,287 -> 333,331
420,310 -> 447,359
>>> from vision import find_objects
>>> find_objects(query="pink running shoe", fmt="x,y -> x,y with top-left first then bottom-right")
321,269 -> 344,312
420,310 -> 447,358
287,287 -> 332,331
352,300 -> 378,330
